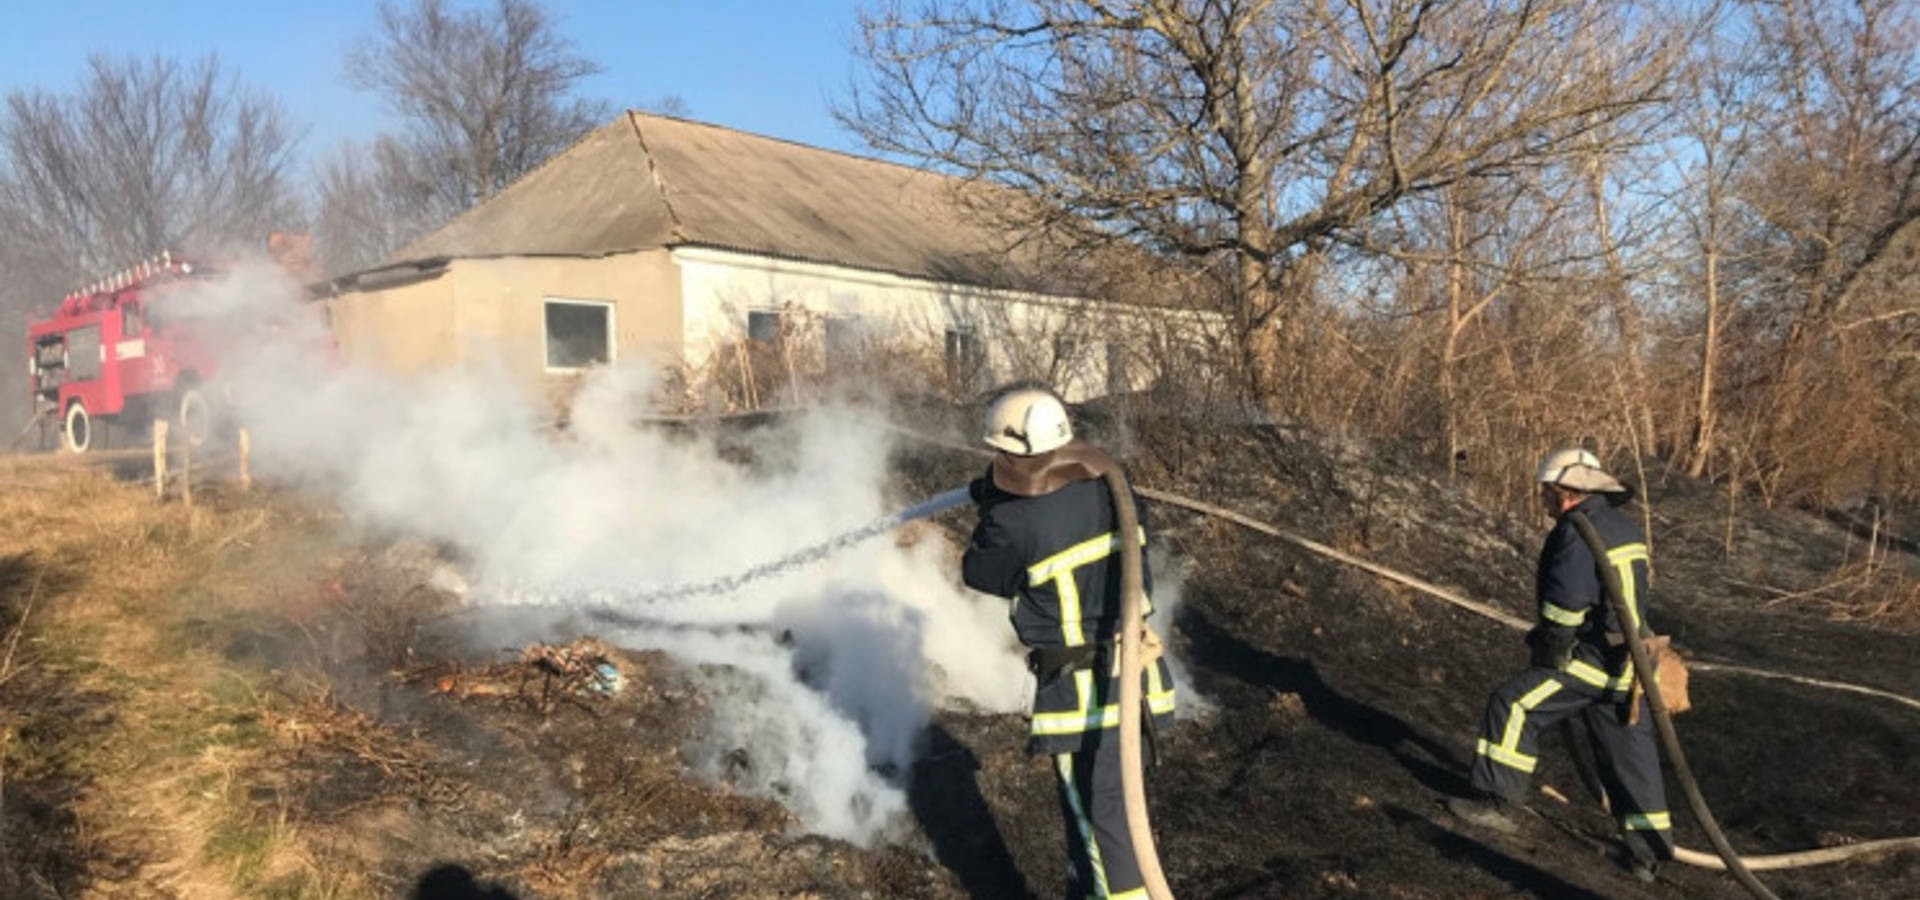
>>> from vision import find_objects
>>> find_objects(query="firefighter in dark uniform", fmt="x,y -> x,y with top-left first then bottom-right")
962,387 -> 1176,900
1446,448 -> 1673,881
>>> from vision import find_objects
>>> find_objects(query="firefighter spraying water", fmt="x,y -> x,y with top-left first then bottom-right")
22,252 -> 1908,893
583,388 -> 1181,900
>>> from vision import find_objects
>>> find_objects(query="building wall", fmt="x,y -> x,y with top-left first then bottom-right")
322,273 -> 458,376
323,250 -> 684,390
449,250 -> 683,379
322,246 -> 1222,405
671,246 -> 1222,401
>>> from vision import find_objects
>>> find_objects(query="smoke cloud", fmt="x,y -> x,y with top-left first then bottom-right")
177,259 -> 1037,844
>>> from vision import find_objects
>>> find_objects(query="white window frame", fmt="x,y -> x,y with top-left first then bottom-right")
543,297 -> 616,373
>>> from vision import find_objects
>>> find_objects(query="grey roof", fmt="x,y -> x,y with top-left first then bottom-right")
391,112 -> 1058,292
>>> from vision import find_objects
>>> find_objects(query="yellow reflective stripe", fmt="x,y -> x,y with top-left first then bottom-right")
1502,680 -> 1562,748
1563,659 -> 1634,692
1056,753 -> 1112,897
1624,811 -> 1672,831
1541,602 -> 1586,626
1608,543 -> 1649,631
1028,531 -> 1118,585
1608,543 -> 1649,562
1072,667 -> 1094,728
1108,889 -> 1148,900
1058,574 -> 1086,647
1027,527 -> 1147,586
1476,738 -> 1538,773
1030,687 -> 1179,736
1562,660 -> 1607,688
1480,678 -> 1561,773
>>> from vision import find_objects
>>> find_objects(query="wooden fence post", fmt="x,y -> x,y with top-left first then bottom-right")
236,426 -> 251,492
181,433 -> 192,509
152,419 -> 168,500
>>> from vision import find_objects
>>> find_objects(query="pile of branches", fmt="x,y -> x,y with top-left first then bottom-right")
430,638 -> 626,713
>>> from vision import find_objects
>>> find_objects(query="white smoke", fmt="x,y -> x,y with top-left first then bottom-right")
176,259 -> 1034,845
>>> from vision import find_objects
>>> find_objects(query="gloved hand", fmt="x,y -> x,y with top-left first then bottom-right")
968,475 -> 990,503
1526,624 -> 1576,670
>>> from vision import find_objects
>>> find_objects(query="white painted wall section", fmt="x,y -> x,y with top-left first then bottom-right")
671,246 -> 1223,401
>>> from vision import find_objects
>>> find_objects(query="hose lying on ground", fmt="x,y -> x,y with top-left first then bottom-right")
1105,466 -> 1176,900
1130,486 -> 1920,715
1568,509 -> 1779,900
1670,838 -> 1920,872
884,423 -> 1920,871
1166,482 -> 1920,871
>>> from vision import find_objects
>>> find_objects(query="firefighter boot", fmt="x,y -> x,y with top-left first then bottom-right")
1616,832 -> 1662,883
1444,794 -> 1521,835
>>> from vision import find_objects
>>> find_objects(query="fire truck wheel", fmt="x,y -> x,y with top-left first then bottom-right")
63,401 -> 92,454
178,388 -> 213,447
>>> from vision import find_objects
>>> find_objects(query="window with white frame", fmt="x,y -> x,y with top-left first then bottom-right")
545,298 -> 613,371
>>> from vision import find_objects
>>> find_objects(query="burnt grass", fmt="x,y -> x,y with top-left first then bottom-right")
256,421 -> 1917,898
7,417 -> 1915,899
894,420 -> 1918,900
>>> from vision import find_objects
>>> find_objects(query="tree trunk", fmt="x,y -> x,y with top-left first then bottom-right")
1443,195 -> 1468,479
1242,265 -> 1285,417
1585,156 -> 1657,446
1686,246 -> 1721,477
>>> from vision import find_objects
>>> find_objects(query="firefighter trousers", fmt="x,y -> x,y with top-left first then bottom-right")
1054,732 -> 1151,900
1470,665 -> 1674,860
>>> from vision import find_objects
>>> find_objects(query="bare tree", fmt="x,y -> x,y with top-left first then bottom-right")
1658,22 -> 1759,479
844,0 -> 1691,413
1722,0 -> 1920,504
640,94 -> 693,118
320,0 -> 608,273
0,54 -> 302,278
313,136 -> 443,276
0,54 -> 301,429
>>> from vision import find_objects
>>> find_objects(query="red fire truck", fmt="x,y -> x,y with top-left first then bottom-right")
27,253 -> 225,453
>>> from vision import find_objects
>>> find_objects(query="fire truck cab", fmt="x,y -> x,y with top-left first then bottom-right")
27,254 -> 222,453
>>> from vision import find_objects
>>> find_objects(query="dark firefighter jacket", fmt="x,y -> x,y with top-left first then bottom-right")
962,442 -> 1178,755
1534,494 -> 1654,695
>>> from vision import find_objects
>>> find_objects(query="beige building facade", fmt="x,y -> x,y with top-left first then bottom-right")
316,113 -> 1222,406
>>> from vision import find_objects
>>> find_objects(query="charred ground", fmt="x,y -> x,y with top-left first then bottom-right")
0,418 -> 1914,899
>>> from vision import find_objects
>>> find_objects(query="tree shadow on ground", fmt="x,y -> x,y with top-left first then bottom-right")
908,722 -> 1034,900
1179,606 -> 1470,797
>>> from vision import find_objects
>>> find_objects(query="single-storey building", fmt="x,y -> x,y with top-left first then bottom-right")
314,112 -> 1222,408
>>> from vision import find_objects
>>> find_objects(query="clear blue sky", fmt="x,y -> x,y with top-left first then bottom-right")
0,0 -> 872,171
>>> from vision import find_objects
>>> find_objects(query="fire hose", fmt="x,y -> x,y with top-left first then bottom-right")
476,418 -> 1917,883
570,469 -> 1177,896
1105,466 -> 1176,900
1566,509 -> 1778,900
1136,481 -> 1920,873
875,423 -> 1920,876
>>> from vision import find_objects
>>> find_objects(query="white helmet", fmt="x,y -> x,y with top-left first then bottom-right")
982,388 -> 1073,456
1536,447 -> 1627,495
